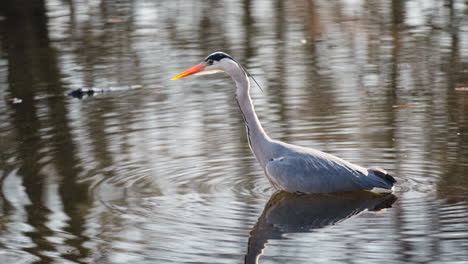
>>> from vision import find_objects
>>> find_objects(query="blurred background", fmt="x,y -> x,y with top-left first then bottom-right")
0,0 -> 467,263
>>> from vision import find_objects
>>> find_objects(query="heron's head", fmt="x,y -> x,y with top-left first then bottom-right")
171,52 -> 237,80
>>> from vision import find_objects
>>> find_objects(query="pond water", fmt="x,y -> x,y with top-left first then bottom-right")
0,0 -> 467,263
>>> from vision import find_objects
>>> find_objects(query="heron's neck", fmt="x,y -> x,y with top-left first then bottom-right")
228,65 -> 272,167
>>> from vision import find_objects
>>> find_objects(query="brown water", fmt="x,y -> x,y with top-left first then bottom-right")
0,0 -> 467,263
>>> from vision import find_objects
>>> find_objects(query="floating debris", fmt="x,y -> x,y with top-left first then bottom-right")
10,98 -> 22,104
67,85 -> 143,99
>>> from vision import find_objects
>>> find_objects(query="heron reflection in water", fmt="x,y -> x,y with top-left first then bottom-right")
244,191 -> 397,264
172,52 -> 396,194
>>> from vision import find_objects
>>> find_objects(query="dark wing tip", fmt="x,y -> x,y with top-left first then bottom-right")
385,174 -> 397,184
370,168 -> 397,184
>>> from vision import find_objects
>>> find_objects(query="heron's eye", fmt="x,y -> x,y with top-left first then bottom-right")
208,60 -> 214,65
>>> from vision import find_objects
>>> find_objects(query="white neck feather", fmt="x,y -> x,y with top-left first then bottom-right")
223,60 -> 272,167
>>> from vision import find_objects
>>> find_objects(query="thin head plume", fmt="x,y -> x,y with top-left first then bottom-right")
243,66 -> 264,93
231,58 -> 264,93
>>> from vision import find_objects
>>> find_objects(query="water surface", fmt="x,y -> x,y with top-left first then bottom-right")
0,0 -> 467,263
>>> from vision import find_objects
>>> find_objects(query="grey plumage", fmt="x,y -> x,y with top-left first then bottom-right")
172,52 -> 397,194
265,142 -> 395,193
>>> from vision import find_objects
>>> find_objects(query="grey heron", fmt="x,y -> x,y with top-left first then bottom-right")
171,52 -> 396,193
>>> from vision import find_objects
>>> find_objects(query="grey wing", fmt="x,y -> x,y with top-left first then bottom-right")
265,152 -> 377,193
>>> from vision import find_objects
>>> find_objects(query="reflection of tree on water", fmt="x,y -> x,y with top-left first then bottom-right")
245,191 -> 397,264
0,0 -> 92,262
0,0 -> 142,262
